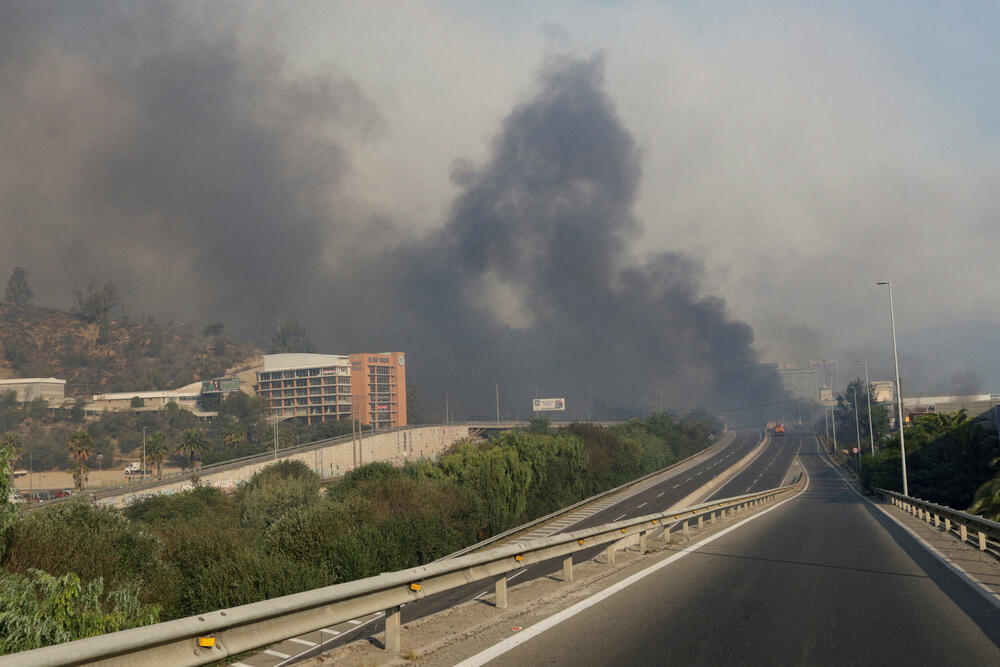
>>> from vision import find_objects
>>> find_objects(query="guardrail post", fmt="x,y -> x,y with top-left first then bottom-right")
977,531 -> 987,551
385,605 -> 401,653
605,541 -> 617,564
925,511 -> 932,525
682,520 -> 690,538
563,555 -> 574,582
494,574 -> 508,609
934,514 -> 940,528
697,515 -> 704,530
663,526 -> 673,545
639,530 -> 649,553
959,524 -> 968,543
945,517 -> 951,533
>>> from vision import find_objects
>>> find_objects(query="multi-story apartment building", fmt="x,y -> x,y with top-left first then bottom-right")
350,352 -> 407,430
255,353 -> 353,425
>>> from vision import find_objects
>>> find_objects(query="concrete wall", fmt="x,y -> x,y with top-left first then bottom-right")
112,424 -> 469,507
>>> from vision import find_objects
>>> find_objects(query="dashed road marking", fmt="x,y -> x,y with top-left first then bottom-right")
320,629 -> 340,636
613,513 -> 626,521
265,649 -> 291,659
288,638 -> 317,646
656,492 -> 665,497
347,619 -> 362,625
637,502 -> 647,509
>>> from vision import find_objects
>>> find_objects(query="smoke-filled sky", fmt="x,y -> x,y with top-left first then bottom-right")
2,1 -> 999,416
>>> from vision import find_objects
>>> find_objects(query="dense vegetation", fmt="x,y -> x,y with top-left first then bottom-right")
0,412 -> 717,653
851,410 -> 1000,516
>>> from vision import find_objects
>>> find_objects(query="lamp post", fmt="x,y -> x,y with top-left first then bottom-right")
850,386 -> 862,471
858,361 -> 875,456
142,426 -> 147,478
877,281 -> 909,495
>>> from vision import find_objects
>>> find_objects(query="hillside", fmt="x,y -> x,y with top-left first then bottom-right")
0,302 -> 261,397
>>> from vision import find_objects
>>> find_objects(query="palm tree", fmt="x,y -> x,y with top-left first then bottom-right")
145,430 -> 170,479
175,428 -> 209,469
66,430 -> 93,490
222,421 -> 247,451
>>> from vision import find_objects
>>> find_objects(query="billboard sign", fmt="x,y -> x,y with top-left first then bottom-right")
533,398 -> 566,412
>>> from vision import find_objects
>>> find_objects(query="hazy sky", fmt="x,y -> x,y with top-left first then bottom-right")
2,1 -> 998,410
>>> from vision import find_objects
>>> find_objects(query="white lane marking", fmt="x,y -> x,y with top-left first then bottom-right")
265,649 -> 291,659
455,464 -> 810,667
347,619 -> 362,625
320,628 -> 340,635
231,663 -> 253,667
684,477 -> 692,481
276,614 -> 384,667
671,484 -> 679,489
656,492 -> 665,498
819,448 -> 1000,611
288,638 -> 317,646
637,502 -> 647,509
613,513 -> 626,521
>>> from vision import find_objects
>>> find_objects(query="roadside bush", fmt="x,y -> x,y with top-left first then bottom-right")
0,569 -> 160,653
4,500 -> 163,591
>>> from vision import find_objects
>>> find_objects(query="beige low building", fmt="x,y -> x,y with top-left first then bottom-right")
0,377 -> 66,403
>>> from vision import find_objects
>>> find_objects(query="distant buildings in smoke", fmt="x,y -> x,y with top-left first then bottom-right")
0,351 -> 408,430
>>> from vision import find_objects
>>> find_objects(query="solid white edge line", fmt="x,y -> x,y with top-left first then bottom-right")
454,457 -> 812,667
818,448 -> 1000,611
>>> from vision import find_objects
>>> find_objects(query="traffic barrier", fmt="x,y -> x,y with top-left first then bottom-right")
875,488 -> 1000,558
3,479 -> 800,666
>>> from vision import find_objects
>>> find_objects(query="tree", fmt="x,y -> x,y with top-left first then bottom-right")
202,322 -> 225,337
66,430 -> 93,490
268,317 -> 316,353
406,385 -> 422,424
835,378 -> 890,447
222,421 -> 247,451
4,266 -> 34,306
71,280 -> 119,324
130,396 -> 145,409
145,431 -> 170,478
175,428 -> 209,469
527,414 -> 550,434
0,432 -> 21,559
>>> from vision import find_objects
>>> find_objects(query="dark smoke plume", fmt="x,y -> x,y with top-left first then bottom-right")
0,4 -> 781,418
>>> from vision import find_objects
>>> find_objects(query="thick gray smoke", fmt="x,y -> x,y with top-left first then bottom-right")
0,3 -> 781,418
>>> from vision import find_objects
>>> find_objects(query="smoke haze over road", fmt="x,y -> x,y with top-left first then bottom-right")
4,2 -> 997,414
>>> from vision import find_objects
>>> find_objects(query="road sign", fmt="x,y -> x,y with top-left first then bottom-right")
852,447 -> 859,454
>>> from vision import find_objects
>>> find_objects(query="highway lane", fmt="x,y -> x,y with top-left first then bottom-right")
282,429 -> 766,663
709,430 -> 802,500
473,433 -> 1000,666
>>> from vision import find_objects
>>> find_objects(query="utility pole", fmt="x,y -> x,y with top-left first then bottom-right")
273,419 -> 278,461
444,393 -> 449,425
142,426 -> 147,478
851,386 -> 862,471
495,385 -> 500,426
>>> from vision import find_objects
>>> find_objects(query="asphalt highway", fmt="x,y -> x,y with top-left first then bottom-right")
284,429 -> 769,662
709,430 -> 803,500
474,433 -> 1000,666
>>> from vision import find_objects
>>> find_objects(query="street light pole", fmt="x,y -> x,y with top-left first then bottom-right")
851,386 -> 862,471
858,361 -> 875,456
142,426 -> 147,478
495,385 -> 500,426
877,281 -> 909,495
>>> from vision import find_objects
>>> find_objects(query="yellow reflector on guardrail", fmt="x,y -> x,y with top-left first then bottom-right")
515,554 -> 524,561
410,582 -> 421,592
197,637 -> 215,648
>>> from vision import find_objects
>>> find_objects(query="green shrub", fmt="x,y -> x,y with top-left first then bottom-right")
0,569 -> 160,653
4,500 -> 163,591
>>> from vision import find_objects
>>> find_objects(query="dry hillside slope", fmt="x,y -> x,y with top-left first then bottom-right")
0,302 -> 261,396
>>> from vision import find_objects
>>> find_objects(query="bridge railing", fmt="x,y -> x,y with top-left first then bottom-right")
874,487 -> 1000,558
3,478 -> 800,666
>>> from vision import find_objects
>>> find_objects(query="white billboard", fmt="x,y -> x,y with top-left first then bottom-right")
533,398 -> 566,412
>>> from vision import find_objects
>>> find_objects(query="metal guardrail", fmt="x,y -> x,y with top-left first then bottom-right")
439,430 -> 739,560
3,479 -> 801,666
875,488 -> 1000,557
